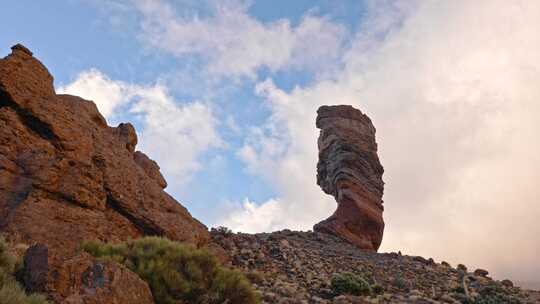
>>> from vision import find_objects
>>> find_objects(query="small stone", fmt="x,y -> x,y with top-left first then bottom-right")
409,289 -> 423,297
280,239 -> 291,248
11,43 -> 33,56
473,269 -> 489,277
501,279 -> 514,288
457,264 -> 468,273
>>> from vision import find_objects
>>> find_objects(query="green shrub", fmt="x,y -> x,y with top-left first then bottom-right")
211,226 -> 233,236
0,238 -> 17,281
0,280 -> 49,304
473,293 -> 521,304
473,283 -> 521,304
392,276 -> 411,292
371,283 -> 384,295
82,237 -> 260,304
0,238 -> 49,304
331,272 -> 371,296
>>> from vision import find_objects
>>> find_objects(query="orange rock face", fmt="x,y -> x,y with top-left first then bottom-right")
0,44 -> 210,300
23,245 -> 154,304
313,105 -> 385,251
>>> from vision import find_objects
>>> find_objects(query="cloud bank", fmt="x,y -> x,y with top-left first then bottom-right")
134,0 -> 346,78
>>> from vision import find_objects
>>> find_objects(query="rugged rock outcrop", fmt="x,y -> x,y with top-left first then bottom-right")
0,44 -> 209,301
314,105 -> 385,251
23,245 -> 154,304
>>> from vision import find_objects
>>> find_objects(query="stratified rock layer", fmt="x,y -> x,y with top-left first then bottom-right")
0,44 -> 209,301
313,105 -> 384,251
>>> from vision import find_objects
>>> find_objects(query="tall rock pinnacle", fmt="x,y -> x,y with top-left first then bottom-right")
314,105 -> 385,251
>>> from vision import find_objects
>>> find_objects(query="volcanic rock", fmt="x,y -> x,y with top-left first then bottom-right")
314,105 -> 385,251
0,44 -> 209,300
211,229 -> 540,304
23,244 -> 154,304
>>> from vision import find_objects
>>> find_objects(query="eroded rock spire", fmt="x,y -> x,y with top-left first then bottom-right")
314,105 -> 385,251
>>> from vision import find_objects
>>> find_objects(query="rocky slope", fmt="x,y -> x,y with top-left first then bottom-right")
315,105 -> 385,251
212,229 -> 540,304
0,44 -> 208,302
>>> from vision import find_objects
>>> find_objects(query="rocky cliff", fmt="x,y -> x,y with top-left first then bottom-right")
314,105 -> 385,251
0,44 -> 209,302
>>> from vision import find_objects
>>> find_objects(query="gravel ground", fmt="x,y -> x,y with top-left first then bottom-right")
212,229 -> 540,304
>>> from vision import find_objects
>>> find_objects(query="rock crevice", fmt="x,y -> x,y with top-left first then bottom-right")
0,89 -> 61,146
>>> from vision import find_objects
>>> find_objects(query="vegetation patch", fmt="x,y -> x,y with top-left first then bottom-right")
371,283 -> 385,295
472,282 -> 521,304
0,238 -> 49,304
82,236 -> 260,304
211,226 -> 233,236
331,272 -> 373,296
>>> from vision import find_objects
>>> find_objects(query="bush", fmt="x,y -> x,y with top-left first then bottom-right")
473,283 -> 521,304
392,276 -> 411,292
0,280 -> 49,304
371,283 -> 384,295
211,226 -> 233,236
473,294 -> 520,304
82,237 -> 260,304
0,238 -> 49,304
0,238 -> 17,282
331,272 -> 371,296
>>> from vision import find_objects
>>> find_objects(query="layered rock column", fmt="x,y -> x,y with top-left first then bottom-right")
314,105 -> 385,251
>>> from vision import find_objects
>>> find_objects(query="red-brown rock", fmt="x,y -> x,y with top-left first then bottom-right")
0,44 -> 209,301
313,105 -> 385,251
133,151 -> 167,189
23,244 -> 154,304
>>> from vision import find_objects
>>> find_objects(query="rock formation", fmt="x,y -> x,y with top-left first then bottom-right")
0,44 -> 209,301
23,245 -> 154,304
313,105 -> 385,251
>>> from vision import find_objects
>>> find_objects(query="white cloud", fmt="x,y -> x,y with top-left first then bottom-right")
134,0 -> 346,78
57,69 -> 127,118
58,69 -> 221,187
218,0 -> 540,285
222,198 -> 284,233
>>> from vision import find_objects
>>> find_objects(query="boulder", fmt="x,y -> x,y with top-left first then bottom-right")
474,269 -> 489,277
23,244 -> 154,304
313,105 -> 385,251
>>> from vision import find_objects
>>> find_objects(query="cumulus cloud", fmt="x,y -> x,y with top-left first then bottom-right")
218,0 -> 540,285
58,69 -> 221,187
57,69 -> 127,118
222,198 -> 284,233
134,0 -> 346,78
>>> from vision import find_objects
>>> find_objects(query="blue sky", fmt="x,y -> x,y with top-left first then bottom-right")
2,0 -> 540,287
0,0 -> 364,223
